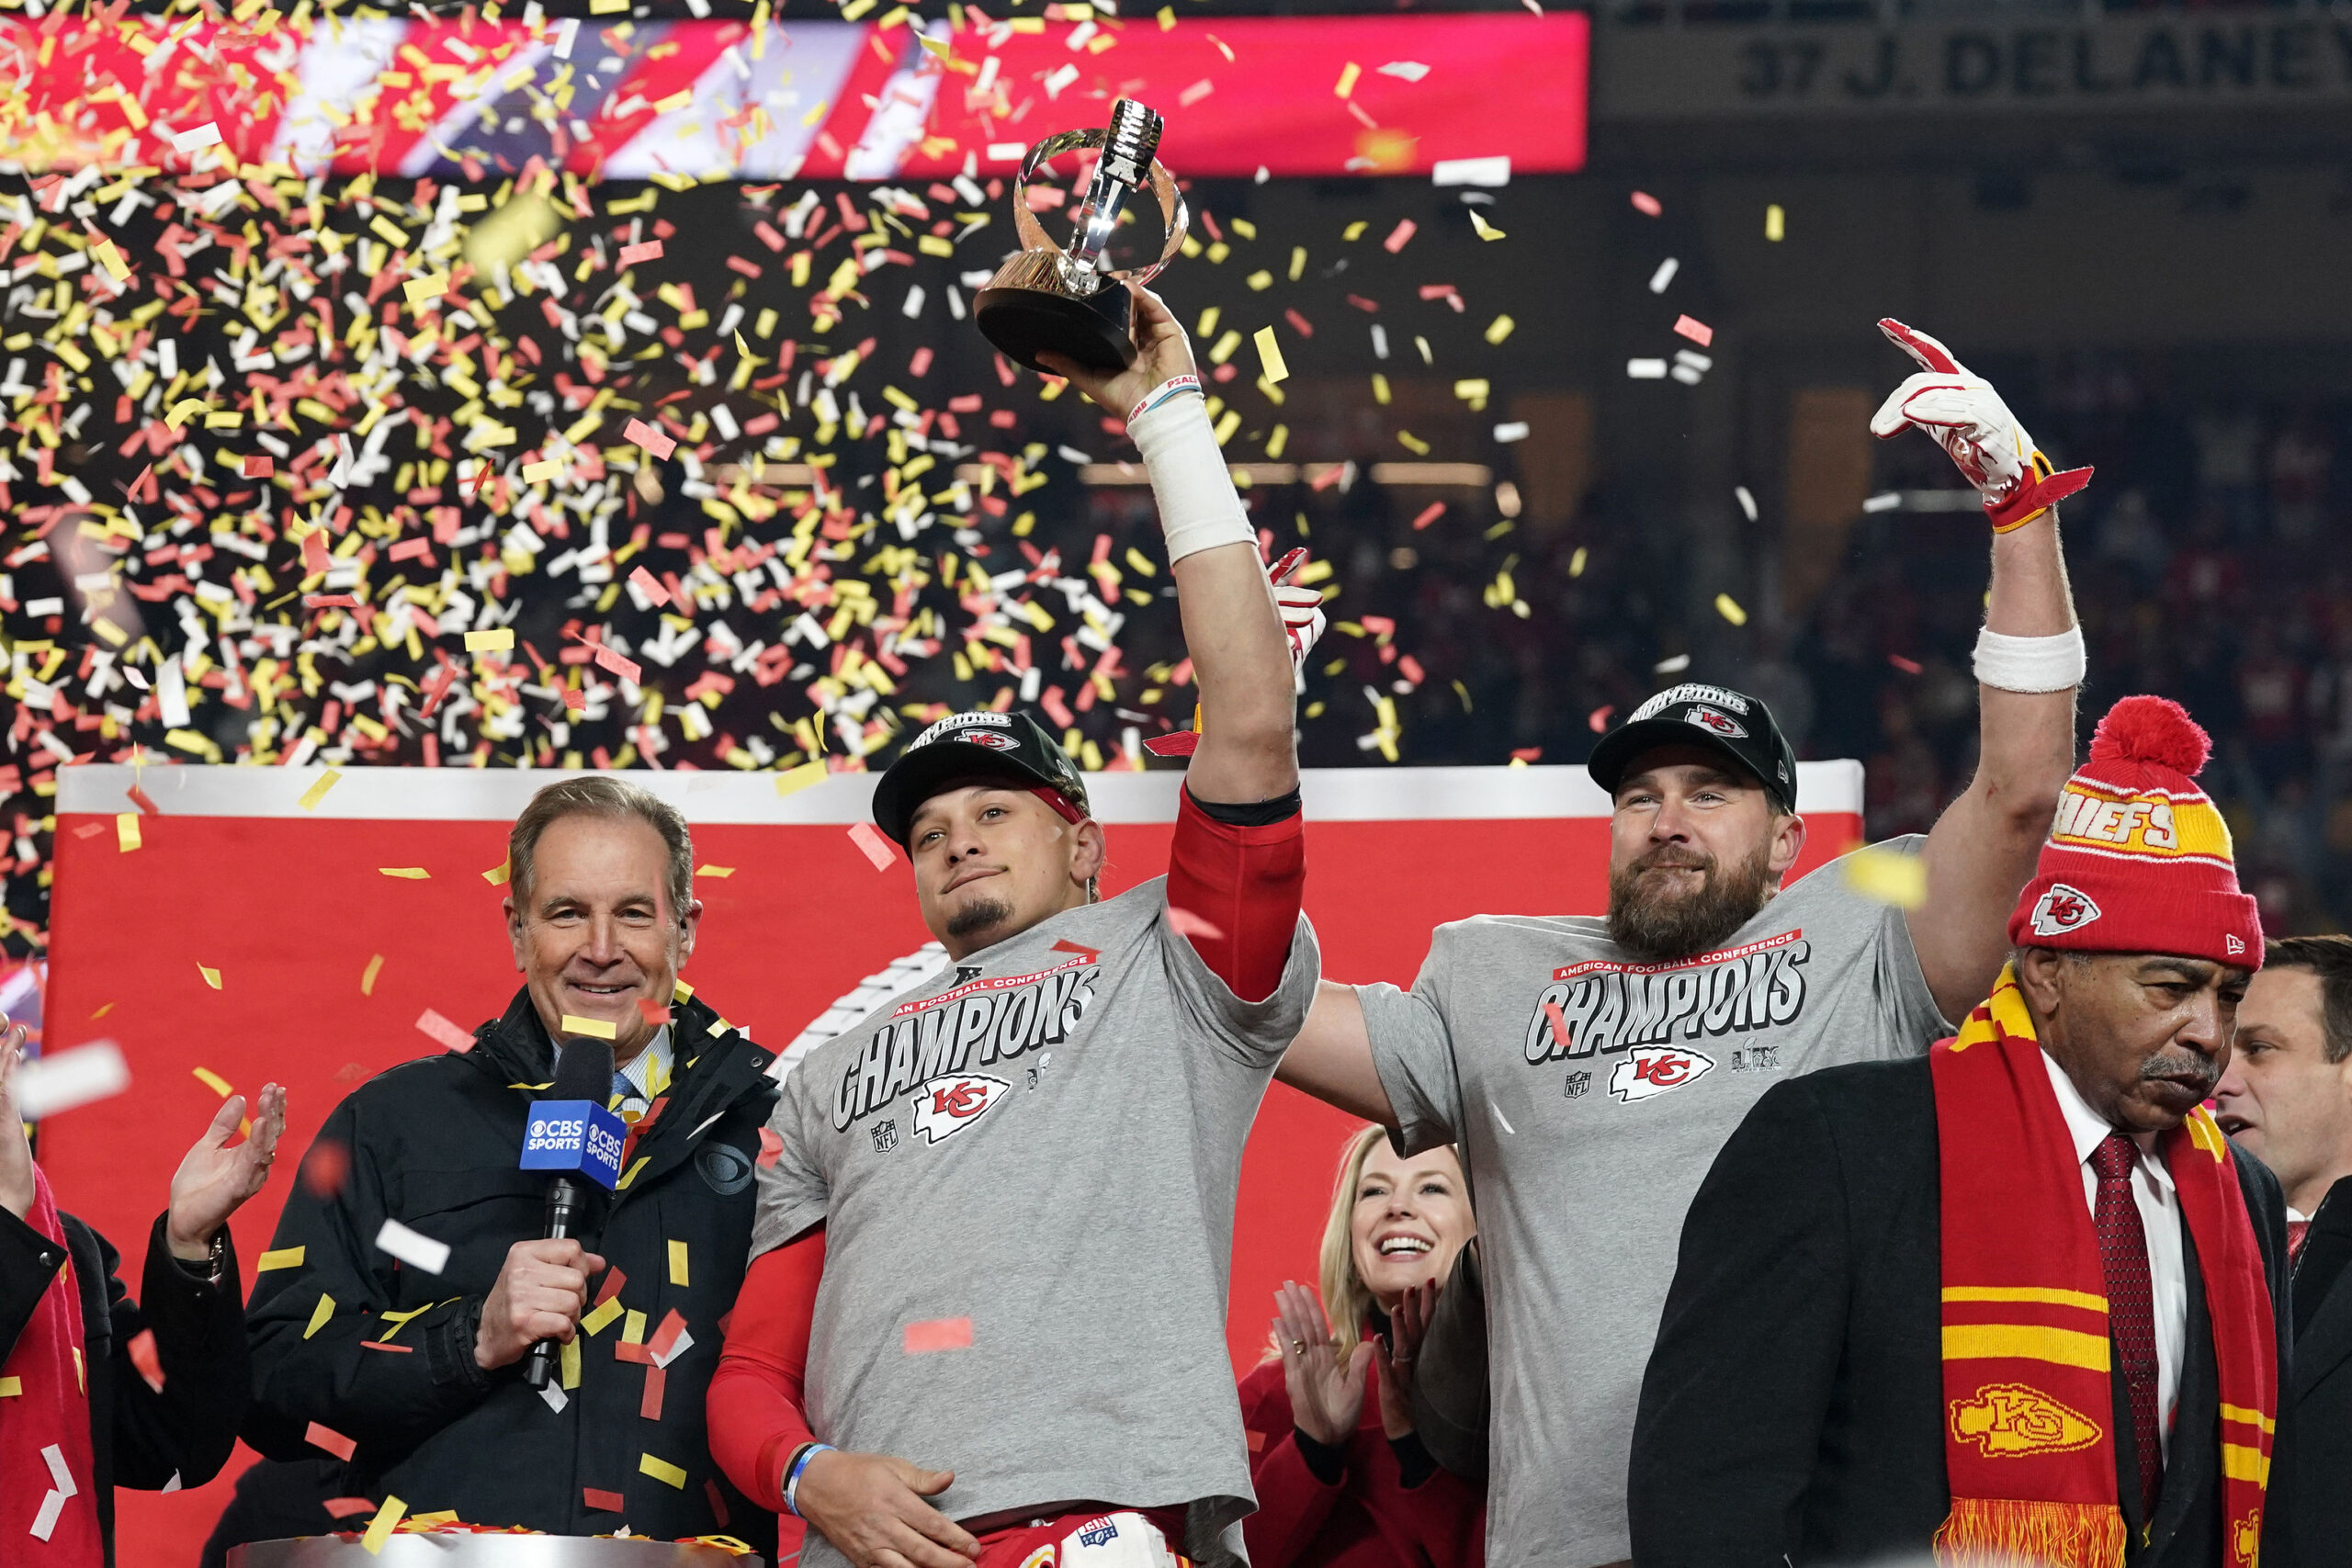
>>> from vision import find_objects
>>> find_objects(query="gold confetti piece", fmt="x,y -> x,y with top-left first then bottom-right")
1845,844 -> 1927,908
617,1155 -> 651,1190
482,862 -> 511,886
640,1453 -> 688,1489
361,955 -> 385,996
1485,315 -> 1516,344
561,1336 -> 582,1389
775,761 -> 828,797
560,1014 -> 619,1040
379,867 -> 431,880
582,1296 -> 625,1336
623,1309 -> 648,1345
1254,326 -> 1289,384
368,215 -> 408,248
0,1377 -> 20,1396
257,1247 -> 307,1272
1334,61 -> 1361,97
1469,209 -> 1507,242
164,398 -> 210,433
521,459 -> 562,483
695,865 -> 736,878
401,275 -> 448,306
654,88 -> 694,113
116,813 -> 141,852
93,241 -> 130,283
305,1292 -> 337,1339
198,966 -> 222,992
464,629 -> 515,652
194,1066 -> 232,1096
361,1497 -> 407,1556
1766,203 -> 1786,242
668,1239 -> 690,1287
1715,592 -> 1748,626
298,770 -> 344,812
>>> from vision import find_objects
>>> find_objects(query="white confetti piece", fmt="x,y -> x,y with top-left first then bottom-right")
1492,422 -> 1530,444
170,121 -> 222,152
650,1325 -> 696,1369
1863,491 -> 1904,513
1627,359 -> 1668,379
539,1382 -> 570,1413
1655,653 -> 1691,674
1377,61 -> 1430,82
375,1219 -> 452,1275
553,17 -> 580,56
1489,1100 -> 1516,1136
1647,257 -> 1679,294
30,1490 -> 64,1541
1431,155 -> 1510,187
43,1443 -> 74,1495
1735,485 -> 1758,522
14,1041 -> 130,1120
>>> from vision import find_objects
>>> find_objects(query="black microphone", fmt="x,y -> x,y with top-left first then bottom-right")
521,1036 -> 621,1391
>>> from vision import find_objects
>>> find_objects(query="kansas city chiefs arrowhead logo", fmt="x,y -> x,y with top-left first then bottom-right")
1608,1046 -> 1714,1103
910,1074 -> 1010,1145
2029,884 -> 2101,937
1684,705 -> 1747,739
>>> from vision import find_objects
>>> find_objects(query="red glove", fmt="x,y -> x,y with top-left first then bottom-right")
1870,318 -> 2091,533
1145,550 -> 1325,759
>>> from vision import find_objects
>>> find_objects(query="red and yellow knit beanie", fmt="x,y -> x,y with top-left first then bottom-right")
2006,694 -> 2263,969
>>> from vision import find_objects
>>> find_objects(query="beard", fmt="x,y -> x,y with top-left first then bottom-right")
1606,839 -> 1778,964
944,895 -> 1015,943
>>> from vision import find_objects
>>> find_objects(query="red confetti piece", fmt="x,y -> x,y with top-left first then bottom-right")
1544,999 -> 1573,1054
649,1308 -> 688,1360
593,643 -> 644,684
1889,654 -> 1923,674
1409,502 -> 1444,531
846,821 -> 897,871
1632,190 -> 1663,216
623,418 -> 677,460
1284,309 -> 1315,338
904,1316 -> 974,1353
323,1498 -> 379,1520
628,565 -> 672,607
1142,730 -> 1200,758
615,1339 -> 654,1365
128,784 -> 160,817
1510,747 -> 1544,762
1051,939 -> 1102,963
1382,220 -> 1417,254
358,1340 -> 414,1353
639,1364 -> 667,1420
704,1478 -> 731,1529
242,455 -> 273,479
1673,314 -> 1713,347
1167,907 -> 1226,942
637,998 -> 673,1027
756,1127 -> 785,1168
592,1267 -> 630,1309
302,1138 -> 352,1198
583,1489 -> 626,1513
1247,1428 -> 1267,1452
415,1008 -> 474,1053
306,1421 -> 358,1461
618,240 -> 664,265
127,1327 -> 163,1392
388,537 -> 435,562
1589,705 -> 1615,733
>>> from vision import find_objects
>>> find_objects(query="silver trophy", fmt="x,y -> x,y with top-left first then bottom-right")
975,97 -> 1190,374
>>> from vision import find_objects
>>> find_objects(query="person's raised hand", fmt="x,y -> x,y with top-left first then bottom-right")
1274,1279 -> 1368,1449
474,1236 -> 606,1370
1869,317 -> 2089,530
1271,549 -> 1329,675
1374,1276 -> 1436,1439
165,1081 -> 288,1261
793,1449 -> 980,1568
1035,281 -> 1196,423
0,1025 -> 34,1222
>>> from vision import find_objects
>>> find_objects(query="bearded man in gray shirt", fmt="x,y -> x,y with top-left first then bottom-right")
1276,320 -> 2094,1568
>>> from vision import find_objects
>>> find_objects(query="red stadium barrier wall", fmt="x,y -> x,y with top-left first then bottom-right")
43,759 -> 1858,1565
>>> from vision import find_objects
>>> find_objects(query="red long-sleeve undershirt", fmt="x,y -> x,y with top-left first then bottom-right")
707,791 -> 1306,1506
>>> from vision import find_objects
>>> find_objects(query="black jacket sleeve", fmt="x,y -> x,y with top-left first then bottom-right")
1630,1077 -> 1854,1568
245,1092 -> 500,1449
0,1201 -> 71,1361
107,1213 -> 250,1489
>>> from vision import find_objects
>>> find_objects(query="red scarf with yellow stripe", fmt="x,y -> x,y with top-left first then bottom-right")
1930,965 -> 2276,1568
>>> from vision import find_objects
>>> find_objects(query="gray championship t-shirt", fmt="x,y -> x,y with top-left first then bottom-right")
753,878 -> 1319,1568
1360,837 -> 1951,1568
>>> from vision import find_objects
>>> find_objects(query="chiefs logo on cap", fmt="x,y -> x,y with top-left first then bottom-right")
1684,705 -> 1747,739
2029,884 -> 2102,936
962,731 -> 1019,751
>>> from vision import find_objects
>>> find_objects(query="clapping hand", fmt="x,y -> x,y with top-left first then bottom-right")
0,1025 -> 35,1222
1274,1279 -> 1369,1449
1374,1277 -> 1436,1439
165,1081 -> 287,1262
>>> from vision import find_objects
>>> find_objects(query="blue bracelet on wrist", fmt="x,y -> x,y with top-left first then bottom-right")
784,1442 -> 835,1517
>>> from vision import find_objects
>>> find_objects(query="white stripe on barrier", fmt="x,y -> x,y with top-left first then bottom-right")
60,760 -> 1862,825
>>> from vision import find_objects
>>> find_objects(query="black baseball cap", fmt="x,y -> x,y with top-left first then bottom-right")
1587,682 -> 1799,813
872,710 -> 1093,847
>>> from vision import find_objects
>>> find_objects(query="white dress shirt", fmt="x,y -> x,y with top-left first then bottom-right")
2042,1050 -> 2188,1461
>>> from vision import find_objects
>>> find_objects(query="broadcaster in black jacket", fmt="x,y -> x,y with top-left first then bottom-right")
236,777 -> 780,1552
0,1022 -> 283,1564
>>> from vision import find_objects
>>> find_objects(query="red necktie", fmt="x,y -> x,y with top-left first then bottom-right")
2289,1218 -> 2311,1261
2091,1132 -> 2162,1519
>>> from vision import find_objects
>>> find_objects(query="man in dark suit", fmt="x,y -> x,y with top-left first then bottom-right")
1631,695 -> 2290,1568
2214,933 -> 2352,1565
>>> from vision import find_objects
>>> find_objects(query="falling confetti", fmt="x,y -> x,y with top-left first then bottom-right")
1714,593 -> 1748,626
904,1316 -> 975,1353
1845,844 -> 1928,908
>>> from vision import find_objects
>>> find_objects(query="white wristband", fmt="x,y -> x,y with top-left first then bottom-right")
1973,625 -> 2086,694
1128,392 -> 1254,564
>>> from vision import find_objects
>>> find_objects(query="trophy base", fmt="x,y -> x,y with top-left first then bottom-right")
976,268 -> 1136,376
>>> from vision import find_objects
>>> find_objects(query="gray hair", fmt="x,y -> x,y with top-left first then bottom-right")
508,777 -> 694,920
